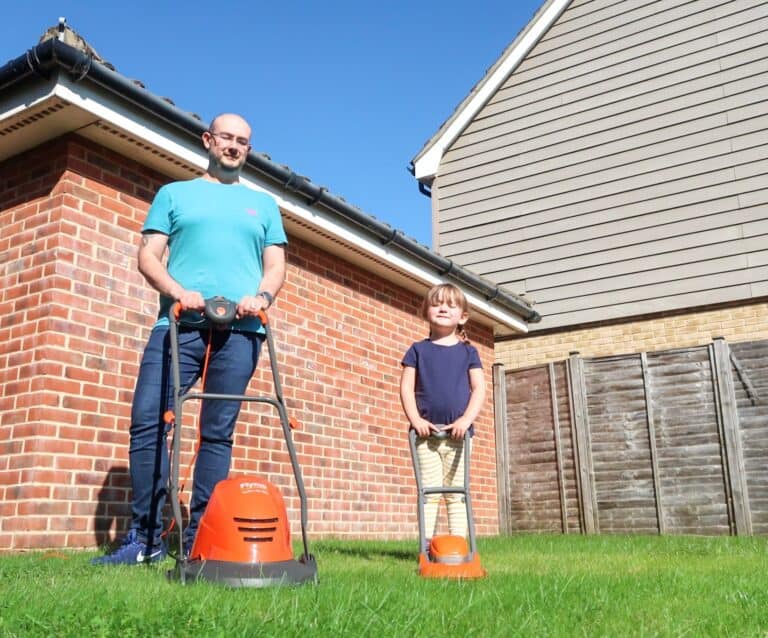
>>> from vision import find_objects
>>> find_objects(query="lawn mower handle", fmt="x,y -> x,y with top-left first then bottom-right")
166,296 -> 313,581
169,297 -> 268,326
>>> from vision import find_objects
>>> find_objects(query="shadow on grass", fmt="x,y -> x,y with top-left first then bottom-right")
312,540 -> 415,563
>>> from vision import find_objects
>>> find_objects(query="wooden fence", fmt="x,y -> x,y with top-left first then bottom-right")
493,338 -> 768,535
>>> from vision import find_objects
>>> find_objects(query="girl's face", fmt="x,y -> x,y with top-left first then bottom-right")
426,296 -> 468,330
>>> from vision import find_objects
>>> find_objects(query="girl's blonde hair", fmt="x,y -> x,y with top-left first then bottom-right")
420,283 -> 470,342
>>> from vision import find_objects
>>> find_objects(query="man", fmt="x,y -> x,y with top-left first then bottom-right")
93,113 -> 287,564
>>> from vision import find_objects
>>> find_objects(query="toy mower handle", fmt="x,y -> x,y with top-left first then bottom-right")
414,426 -> 455,441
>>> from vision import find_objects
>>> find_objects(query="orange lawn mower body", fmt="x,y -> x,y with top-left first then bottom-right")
165,297 -> 317,587
408,429 -> 487,579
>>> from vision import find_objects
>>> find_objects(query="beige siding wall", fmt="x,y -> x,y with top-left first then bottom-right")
434,0 -> 768,331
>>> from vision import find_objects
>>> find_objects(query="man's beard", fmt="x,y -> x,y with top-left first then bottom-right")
217,156 -> 244,177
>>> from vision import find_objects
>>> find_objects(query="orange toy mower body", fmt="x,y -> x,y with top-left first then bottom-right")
409,429 -> 487,580
418,535 -> 486,579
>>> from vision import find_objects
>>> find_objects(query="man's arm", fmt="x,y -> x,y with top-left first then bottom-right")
258,244 -> 286,300
137,232 -> 204,310
238,243 -> 287,317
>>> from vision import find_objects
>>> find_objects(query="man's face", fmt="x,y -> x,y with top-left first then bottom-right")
202,115 -> 252,174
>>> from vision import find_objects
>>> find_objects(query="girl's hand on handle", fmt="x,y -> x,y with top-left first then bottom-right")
447,417 -> 470,440
413,418 -> 437,439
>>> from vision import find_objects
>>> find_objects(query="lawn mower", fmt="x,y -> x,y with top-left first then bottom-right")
408,428 -> 487,579
165,296 -> 317,587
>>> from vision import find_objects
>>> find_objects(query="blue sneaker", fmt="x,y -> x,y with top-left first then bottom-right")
91,529 -> 167,565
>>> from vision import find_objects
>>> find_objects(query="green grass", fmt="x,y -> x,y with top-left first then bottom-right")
1,535 -> 767,637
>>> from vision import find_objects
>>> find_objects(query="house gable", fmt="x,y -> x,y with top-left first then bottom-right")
416,0 -> 768,332
411,0 -> 569,186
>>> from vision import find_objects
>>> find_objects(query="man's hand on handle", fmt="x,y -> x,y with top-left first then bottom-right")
237,294 -> 269,319
176,290 -> 205,312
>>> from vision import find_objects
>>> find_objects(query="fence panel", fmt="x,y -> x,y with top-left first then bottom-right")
497,337 -> 768,536
730,340 -> 768,534
504,364 -> 577,532
647,347 -> 731,535
582,355 -> 658,534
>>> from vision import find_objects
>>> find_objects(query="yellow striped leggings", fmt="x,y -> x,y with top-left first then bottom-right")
415,436 -> 467,538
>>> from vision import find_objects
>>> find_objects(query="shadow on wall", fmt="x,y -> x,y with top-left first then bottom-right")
93,466 -> 132,549
93,465 -> 190,550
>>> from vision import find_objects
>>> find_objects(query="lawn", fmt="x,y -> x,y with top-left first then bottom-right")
1,535 -> 766,637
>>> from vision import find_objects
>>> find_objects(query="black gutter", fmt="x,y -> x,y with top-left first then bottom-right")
0,37 -> 540,324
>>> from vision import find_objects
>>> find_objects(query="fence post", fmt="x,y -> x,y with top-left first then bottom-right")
567,353 -> 598,534
548,362 -> 569,533
492,363 -> 511,535
640,352 -> 666,534
711,337 -> 753,536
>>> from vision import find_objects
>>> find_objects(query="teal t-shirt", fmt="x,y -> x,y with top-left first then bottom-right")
142,178 -> 287,332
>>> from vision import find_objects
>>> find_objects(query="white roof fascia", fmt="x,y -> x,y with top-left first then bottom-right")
53,78 -> 206,167
412,0 -> 570,182
46,77 -> 529,334
236,173 -> 530,334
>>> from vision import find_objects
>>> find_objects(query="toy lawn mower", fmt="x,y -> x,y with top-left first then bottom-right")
165,296 -> 317,587
408,428 -> 487,579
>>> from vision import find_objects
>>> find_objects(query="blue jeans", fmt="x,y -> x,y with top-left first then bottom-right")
129,326 -> 262,545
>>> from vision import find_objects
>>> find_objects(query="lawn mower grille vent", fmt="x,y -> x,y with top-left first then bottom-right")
235,516 -> 279,542
234,517 -> 279,523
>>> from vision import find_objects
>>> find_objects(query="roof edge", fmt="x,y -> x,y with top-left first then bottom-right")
411,0 -> 570,182
0,36 -> 540,324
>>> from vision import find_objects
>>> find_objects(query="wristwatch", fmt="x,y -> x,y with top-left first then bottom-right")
256,291 -> 274,308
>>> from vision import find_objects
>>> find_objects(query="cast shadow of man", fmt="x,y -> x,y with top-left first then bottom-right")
93,466 -> 130,549
94,465 -> 188,551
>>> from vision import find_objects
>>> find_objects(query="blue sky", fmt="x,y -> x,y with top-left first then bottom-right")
3,0 -> 543,247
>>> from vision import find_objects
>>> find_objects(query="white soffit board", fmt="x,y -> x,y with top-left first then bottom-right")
412,0 -> 569,181
42,77 -> 529,334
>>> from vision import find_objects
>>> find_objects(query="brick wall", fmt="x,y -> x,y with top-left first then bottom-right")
497,302 -> 768,369
0,135 -> 499,551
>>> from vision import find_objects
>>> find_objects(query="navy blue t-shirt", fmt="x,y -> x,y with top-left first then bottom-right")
401,339 -> 483,427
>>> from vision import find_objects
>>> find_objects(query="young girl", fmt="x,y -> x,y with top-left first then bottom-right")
400,283 -> 486,540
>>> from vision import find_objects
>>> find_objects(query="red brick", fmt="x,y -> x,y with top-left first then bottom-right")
55,456 -> 94,472
1,140 -> 504,551
2,517 -> 50,532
